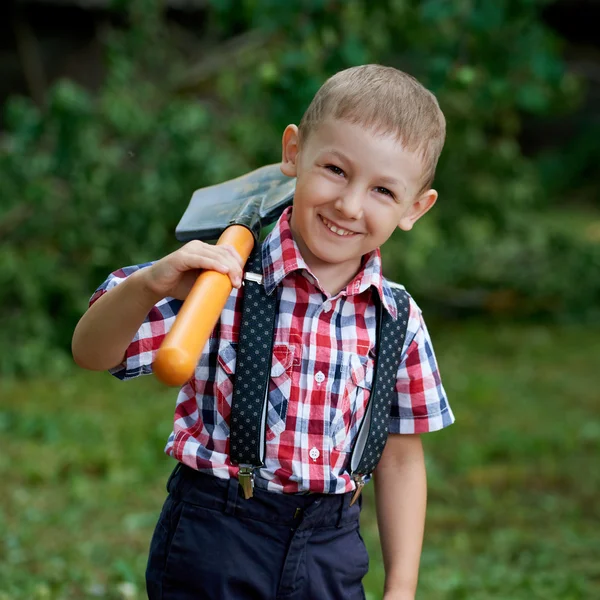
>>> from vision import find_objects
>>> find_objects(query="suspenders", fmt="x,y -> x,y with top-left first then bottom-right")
229,246 -> 410,501
229,248 -> 277,499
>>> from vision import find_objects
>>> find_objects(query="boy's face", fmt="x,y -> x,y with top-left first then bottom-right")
280,119 -> 437,284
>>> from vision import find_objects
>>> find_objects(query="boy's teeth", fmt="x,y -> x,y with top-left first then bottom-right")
323,217 -> 353,236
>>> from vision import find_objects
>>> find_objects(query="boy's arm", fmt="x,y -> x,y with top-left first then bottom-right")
72,269 -> 164,371
72,241 -> 244,371
373,433 -> 426,600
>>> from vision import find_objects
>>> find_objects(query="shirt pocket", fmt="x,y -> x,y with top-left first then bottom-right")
266,344 -> 295,441
331,352 -> 374,453
216,341 -> 295,441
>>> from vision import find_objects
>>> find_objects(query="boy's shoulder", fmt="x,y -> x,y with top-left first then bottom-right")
380,278 -> 427,350
381,276 -> 411,311
384,279 -> 406,292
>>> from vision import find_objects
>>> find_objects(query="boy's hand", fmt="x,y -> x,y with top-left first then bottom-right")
141,241 -> 245,301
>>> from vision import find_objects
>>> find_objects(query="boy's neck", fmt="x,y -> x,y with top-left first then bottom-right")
303,256 -> 363,297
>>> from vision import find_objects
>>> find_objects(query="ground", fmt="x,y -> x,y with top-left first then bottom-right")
1,321 -> 598,599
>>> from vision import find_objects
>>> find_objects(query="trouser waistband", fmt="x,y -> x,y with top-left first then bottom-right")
167,463 -> 362,530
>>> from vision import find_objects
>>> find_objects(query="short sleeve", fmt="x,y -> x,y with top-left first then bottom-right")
389,297 -> 454,434
89,263 -> 182,381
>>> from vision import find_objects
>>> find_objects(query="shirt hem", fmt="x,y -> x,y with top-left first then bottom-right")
388,408 -> 455,434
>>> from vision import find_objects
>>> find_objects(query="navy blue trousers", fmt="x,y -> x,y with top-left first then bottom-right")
146,464 -> 369,599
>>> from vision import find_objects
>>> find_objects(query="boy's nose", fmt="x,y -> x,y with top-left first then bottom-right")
334,188 -> 363,220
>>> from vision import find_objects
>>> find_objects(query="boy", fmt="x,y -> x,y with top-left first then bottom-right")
72,64 -> 454,600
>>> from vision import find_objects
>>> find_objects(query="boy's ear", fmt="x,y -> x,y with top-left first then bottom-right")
280,124 -> 299,178
398,189 -> 438,231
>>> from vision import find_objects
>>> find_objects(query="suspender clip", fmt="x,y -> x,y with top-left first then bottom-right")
238,465 -> 255,500
350,474 -> 365,506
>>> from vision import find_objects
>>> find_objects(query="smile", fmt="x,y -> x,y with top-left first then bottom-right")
320,216 -> 357,237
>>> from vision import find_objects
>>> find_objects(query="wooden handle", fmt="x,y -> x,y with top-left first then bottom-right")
153,225 -> 255,386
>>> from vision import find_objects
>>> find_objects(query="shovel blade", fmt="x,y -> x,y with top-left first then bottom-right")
175,163 -> 295,242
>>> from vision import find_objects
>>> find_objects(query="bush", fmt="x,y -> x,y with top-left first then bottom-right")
1,0 -> 598,374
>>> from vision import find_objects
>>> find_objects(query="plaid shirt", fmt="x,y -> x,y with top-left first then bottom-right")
91,208 -> 454,494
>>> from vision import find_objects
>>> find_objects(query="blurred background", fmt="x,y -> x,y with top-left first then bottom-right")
0,0 -> 598,598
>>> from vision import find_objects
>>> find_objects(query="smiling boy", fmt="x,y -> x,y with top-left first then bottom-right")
72,64 -> 454,599
282,118 -> 438,297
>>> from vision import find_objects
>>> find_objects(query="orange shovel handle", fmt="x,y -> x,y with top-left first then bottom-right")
153,225 -> 256,386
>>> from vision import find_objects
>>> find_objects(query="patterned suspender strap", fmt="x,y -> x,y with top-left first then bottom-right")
229,244 -> 277,499
348,285 -> 410,505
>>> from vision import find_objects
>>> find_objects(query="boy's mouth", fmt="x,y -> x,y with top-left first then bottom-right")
320,215 -> 358,237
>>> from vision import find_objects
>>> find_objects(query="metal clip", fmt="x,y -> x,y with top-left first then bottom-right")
244,272 -> 263,284
238,465 -> 255,500
350,474 -> 365,506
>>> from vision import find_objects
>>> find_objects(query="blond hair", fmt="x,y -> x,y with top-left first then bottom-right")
298,64 -> 446,192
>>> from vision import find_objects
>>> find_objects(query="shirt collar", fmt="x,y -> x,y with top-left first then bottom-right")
260,207 -> 398,319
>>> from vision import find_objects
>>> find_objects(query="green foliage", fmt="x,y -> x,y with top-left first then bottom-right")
1,0 -> 599,374
1,323 -> 599,598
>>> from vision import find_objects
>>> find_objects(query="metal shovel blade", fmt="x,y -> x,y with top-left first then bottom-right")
175,163 -> 296,242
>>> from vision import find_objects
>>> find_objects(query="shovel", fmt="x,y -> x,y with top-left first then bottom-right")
153,164 -> 295,386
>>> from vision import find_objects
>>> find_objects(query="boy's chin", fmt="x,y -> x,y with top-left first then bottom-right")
308,248 -> 364,270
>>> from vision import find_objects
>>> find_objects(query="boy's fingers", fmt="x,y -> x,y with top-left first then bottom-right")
184,243 -> 236,266
214,250 -> 243,288
184,241 -> 244,270
215,247 -> 243,275
183,252 -> 243,285
181,251 -> 228,272
182,245 -> 227,268
176,243 -> 243,288
192,258 -> 241,288
220,244 -> 245,267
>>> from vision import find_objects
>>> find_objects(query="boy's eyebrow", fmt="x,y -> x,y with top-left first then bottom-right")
379,176 -> 406,190
322,149 -> 351,163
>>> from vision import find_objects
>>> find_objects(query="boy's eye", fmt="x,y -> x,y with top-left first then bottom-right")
374,186 -> 394,199
325,165 -> 344,176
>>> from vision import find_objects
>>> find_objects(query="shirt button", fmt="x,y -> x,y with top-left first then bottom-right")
309,447 -> 320,461
322,301 -> 332,313
315,371 -> 325,384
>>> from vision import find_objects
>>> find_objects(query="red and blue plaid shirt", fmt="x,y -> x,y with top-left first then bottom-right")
91,208 -> 454,494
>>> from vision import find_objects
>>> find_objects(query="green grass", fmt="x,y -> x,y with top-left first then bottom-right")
1,322 -> 599,599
